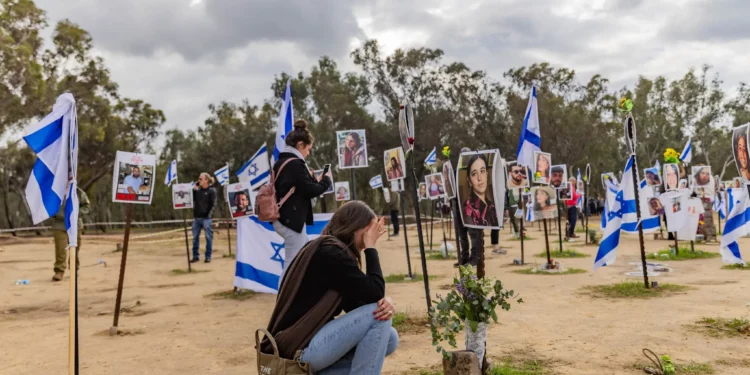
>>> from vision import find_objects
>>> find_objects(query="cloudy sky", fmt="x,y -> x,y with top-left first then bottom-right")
36,0 -> 750,132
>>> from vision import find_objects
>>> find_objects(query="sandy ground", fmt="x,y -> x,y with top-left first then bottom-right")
2,218 -> 750,375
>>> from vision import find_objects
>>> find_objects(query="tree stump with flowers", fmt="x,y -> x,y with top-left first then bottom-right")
429,265 -> 522,374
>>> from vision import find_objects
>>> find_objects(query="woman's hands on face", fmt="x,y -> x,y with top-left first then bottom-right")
363,217 -> 386,249
373,296 -> 395,321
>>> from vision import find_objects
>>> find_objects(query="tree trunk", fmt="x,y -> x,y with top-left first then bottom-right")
2,186 -> 17,236
442,351 -> 481,375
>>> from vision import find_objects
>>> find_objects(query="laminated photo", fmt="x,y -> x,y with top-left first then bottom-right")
112,151 -> 156,204
384,147 -> 406,181
172,183 -> 194,209
335,182 -> 351,201
227,182 -> 254,219
456,150 -> 502,229
336,130 -> 368,169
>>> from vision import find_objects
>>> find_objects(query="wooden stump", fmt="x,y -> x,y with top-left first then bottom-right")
442,351 -> 481,375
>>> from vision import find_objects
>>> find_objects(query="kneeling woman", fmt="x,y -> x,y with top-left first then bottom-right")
262,201 -> 399,374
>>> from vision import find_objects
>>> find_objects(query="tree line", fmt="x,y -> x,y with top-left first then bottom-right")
2,0 -> 750,233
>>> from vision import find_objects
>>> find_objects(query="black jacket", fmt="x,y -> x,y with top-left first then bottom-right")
273,153 -> 332,233
193,186 -> 217,219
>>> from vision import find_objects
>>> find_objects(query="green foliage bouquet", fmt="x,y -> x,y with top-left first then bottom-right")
429,265 -> 522,359
664,148 -> 680,164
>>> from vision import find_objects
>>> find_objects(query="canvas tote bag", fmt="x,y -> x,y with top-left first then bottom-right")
256,329 -> 311,375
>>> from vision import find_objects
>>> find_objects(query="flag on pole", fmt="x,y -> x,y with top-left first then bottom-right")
525,202 -> 535,222
425,147 -> 437,165
594,157 -> 630,270
576,169 -> 584,211
234,214 -> 332,293
164,160 -> 178,187
23,94 -> 79,247
719,192 -> 749,266
679,137 -> 692,164
714,191 -> 727,220
369,175 -> 383,189
273,79 -> 294,163
515,85 -> 541,167
214,164 -> 230,186
237,144 -> 271,190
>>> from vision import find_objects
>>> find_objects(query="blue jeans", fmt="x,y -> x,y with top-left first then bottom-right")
301,303 -> 399,375
567,206 -> 578,237
192,218 -> 213,260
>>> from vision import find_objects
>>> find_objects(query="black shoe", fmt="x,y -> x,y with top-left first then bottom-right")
204,258 -> 211,263
468,257 -> 479,267
190,258 -> 200,263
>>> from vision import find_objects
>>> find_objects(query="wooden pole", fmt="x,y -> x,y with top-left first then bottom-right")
399,190 -> 413,278
350,169 -> 358,200
439,201 -> 448,253
520,216 -> 525,265
68,243 -> 78,375
625,115 -> 650,289
110,204 -> 133,335
450,198 -> 462,263
430,201 -> 435,251
182,210 -> 192,272
584,181 -> 589,245
409,160 -> 431,310
543,219 -> 551,266
556,198 -> 563,252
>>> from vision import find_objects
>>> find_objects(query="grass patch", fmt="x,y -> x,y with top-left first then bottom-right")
384,273 -> 435,283
169,268 -> 211,276
221,253 -> 236,259
630,361 -> 714,375
693,317 -> 750,338
581,282 -> 690,299
722,264 -> 750,270
205,289 -> 256,301
406,357 -> 549,375
512,268 -> 586,276
646,249 -> 720,261
534,250 -> 589,258
714,358 -> 750,368
508,236 -> 534,241
426,252 -> 453,260
392,311 -> 429,335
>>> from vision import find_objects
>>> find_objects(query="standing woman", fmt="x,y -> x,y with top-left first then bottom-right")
273,120 -> 332,283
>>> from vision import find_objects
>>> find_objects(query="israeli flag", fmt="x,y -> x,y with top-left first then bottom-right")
214,164 -> 230,186
714,191 -> 726,220
515,85 -> 541,167
234,214 -> 332,293
525,202 -> 534,222
719,192 -> 749,266
23,94 -> 79,247
594,158 -> 630,270
728,188 -> 743,214
164,160 -> 178,187
237,144 -> 270,190
576,169 -> 584,211
369,175 -> 383,189
273,79 -> 294,163
679,137 -> 692,164
425,147 -> 437,165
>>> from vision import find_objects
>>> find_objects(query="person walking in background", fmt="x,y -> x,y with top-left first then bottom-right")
192,172 -> 217,263
388,189 -> 400,236
52,187 -> 90,281
273,120 -> 332,284
565,177 -> 581,240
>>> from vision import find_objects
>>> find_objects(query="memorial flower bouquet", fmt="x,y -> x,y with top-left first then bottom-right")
664,148 -> 680,164
429,266 -> 522,363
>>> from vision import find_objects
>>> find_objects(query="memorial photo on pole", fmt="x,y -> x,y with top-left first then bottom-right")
550,164 -> 567,188
531,186 -> 558,219
227,182 -> 254,219
506,162 -> 529,189
557,182 -> 572,201
112,151 -> 156,204
648,197 -> 664,216
457,150 -> 502,229
418,182 -> 428,201
644,167 -> 661,187
425,173 -> 445,200
532,151 -> 552,184
335,182 -> 351,201
172,183 -> 194,209
663,163 -> 680,191
442,161 -> 456,199
733,123 -> 750,182
384,147 -> 406,181
337,129 -> 368,169
601,172 -> 617,189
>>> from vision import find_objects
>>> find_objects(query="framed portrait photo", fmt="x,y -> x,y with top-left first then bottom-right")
336,130 -> 368,169
532,151 -> 552,185
531,186 -> 558,219
384,147 -> 406,181
732,124 -> 750,182
227,182 -> 255,219
112,151 -> 156,204
172,183 -> 194,209
456,150 -> 502,229
425,173 -> 446,200
335,182 -> 351,201
550,164 -> 567,188
506,161 -> 529,189
442,161 -> 457,200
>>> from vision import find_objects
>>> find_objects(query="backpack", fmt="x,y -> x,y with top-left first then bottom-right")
256,158 -> 297,222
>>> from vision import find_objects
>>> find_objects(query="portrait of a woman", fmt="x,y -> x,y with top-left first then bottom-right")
533,187 -> 557,218
427,174 -> 444,199
534,151 -> 551,184
384,148 -> 405,181
733,124 -> 750,181
338,130 -> 368,168
692,166 -> 711,187
664,164 -> 679,191
418,183 -> 428,201
460,152 -> 499,228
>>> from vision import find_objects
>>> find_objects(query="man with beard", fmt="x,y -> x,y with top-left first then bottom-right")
124,166 -> 143,195
550,165 -> 565,188
507,164 -> 527,188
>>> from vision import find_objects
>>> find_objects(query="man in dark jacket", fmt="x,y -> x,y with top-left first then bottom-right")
192,172 -> 217,263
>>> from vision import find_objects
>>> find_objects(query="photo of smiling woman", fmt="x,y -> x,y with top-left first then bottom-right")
457,150 -> 501,229
532,186 -> 558,219
663,163 -> 679,191
533,151 -> 552,184
733,124 -> 750,182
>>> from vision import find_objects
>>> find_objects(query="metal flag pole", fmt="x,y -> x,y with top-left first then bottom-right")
625,114 -> 650,289
68,242 -> 79,374
110,204 -> 133,335
399,189 -> 413,278
351,169 -> 358,200
429,201 -> 435,251
556,197 -> 563,251
543,219 -> 551,266
518,188 -> 525,264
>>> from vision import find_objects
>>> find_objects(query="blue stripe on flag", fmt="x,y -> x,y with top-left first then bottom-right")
235,261 -> 279,290
621,200 -> 637,214
728,242 -> 742,260
516,86 -> 539,157
23,117 -> 63,153
595,230 -> 620,265
32,159 -> 62,216
250,170 -> 270,187
65,184 -> 73,230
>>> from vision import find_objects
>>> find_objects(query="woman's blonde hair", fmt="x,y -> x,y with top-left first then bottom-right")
199,172 -> 215,185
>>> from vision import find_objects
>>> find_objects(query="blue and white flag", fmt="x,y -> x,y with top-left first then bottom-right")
214,164 -> 230,186
719,192 -> 749,266
23,94 -> 79,247
273,79 -> 294,163
594,157 -> 631,270
679,137 -> 692,164
425,147 -> 437,165
728,188 -> 743,214
515,85 -> 541,167
369,175 -> 383,189
234,213 -> 332,294
237,144 -> 271,190
654,160 -> 661,172
525,202 -> 534,222
164,160 -> 177,187
714,191 -> 727,220
576,169 -> 584,211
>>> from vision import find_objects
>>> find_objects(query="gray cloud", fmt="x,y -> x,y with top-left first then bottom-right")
660,0 -> 750,42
